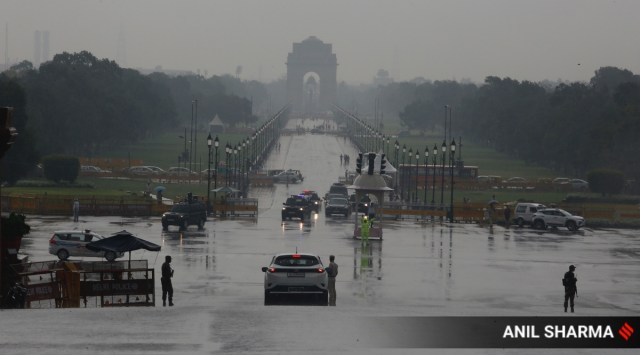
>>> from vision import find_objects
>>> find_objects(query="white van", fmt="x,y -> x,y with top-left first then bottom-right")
513,203 -> 546,227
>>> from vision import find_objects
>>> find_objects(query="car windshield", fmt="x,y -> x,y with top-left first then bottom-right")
285,197 -> 307,206
274,255 -> 319,266
171,205 -> 190,213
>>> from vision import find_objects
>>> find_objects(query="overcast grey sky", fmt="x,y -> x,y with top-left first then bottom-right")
3,0 -> 640,84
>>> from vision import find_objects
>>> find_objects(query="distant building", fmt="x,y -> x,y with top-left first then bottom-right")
209,114 -> 225,134
33,30 -> 50,67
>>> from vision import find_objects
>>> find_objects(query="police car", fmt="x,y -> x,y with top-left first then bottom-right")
48,230 -> 124,261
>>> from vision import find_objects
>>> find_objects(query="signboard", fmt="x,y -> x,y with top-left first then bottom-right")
80,279 -> 153,297
26,282 -> 59,302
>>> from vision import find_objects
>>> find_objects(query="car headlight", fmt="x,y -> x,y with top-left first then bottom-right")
282,207 -> 286,210
299,208 -> 303,211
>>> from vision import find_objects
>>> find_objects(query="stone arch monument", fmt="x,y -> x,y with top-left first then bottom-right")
286,36 -> 338,113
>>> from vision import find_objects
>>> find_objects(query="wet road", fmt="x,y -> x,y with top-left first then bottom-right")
2,118 -> 639,354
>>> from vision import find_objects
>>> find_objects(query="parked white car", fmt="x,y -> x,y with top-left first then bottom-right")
513,203 -> 546,227
49,230 -> 124,261
531,208 -> 585,231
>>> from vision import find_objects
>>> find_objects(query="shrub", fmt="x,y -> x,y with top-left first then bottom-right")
587,169 -> 625,196
42,155 -> 80,183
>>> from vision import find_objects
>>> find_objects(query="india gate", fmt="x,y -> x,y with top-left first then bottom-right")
286,36 -> 338,113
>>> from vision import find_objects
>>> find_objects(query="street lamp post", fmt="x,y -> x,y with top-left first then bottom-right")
401,145 -> 406,201
408,148 -> 413,203
386,136 -> 390,157
415,150 -> 419,203
214,136 -> 219,213
207,134 -> 212,214
394,140 -> 399,193
424,146 -> 429,204
440,140 -> 447,206
225,144 -> 230,187
449,139 -> 456,222
431,144 -> 437,205
233,145 -> 238,189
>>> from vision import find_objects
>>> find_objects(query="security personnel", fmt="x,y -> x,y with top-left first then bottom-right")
360,216 -> 370,240
326,255 -> 338,306
563,265 -> 578,313
161,255 -> 174,306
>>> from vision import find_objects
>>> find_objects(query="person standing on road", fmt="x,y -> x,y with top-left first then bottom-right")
326,255 -> 338,306
503,205 -> 512,228
340,154 -> 343,165
72,198 -> 80,222
161,255 -> 175,306
563,265 -> 578,313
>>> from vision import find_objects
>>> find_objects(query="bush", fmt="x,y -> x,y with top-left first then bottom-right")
42,155 -> 80,183
587,169 -> 625,196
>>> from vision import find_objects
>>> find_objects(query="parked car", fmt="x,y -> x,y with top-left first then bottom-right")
80,165 -> 107,174
261,252 -> 328,305
144,166 -> 166,174
124,166 -> 158,176
513,203 -> 547,227
281,195 -> 313,221
273,170 -> 303,184
531,208 -> 585,231
49,230 -> 124,261
325,197 -> 351,217
161,202 -> 207,231
570,178 -> 589,191
167,167 -> 196,175
504,177 -> 527,183
552,177 -> 571,185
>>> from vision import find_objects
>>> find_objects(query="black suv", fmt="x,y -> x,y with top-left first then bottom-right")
162,202 -> 207,231
281,195 -> 313,221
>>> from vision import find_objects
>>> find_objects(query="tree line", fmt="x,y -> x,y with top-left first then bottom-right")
363,67 -> 640,183
0,51 -> 264,184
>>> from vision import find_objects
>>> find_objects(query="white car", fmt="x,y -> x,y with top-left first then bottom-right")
513,202 -> 546,227
124,166 -> 157,175
531,208 -> 585,231
48,230 -> 124,261
167,167 -> 196,175
261,252 -> 328,305
570,179 -> 589,191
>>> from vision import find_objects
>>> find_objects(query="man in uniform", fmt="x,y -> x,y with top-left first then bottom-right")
161,255 -> 174,306
326,255 -> 338,306
563,264 -> 578,312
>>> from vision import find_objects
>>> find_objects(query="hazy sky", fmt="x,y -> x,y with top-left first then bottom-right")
3,0 -> 640,84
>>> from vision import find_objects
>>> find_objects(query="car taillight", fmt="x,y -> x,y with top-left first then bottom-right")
49,235 -> 57,245
316,267 -> 325,273
268,267 -> 276,273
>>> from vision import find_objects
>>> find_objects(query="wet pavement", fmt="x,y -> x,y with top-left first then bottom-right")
1,118 -> 639,354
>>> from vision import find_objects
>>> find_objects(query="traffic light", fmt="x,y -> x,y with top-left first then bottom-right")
367,153 -> 376,175
356,153 -> 363,174
380,154 -> 386,175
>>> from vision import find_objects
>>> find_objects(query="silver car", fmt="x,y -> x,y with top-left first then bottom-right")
261,252 -> 328,305
48,230 -> 124,261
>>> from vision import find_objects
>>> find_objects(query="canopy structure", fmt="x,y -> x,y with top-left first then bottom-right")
86,230 -> 161,267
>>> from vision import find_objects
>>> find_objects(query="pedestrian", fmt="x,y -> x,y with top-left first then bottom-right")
326,255 -> 338,306
161,255 -> 174,306
504,204 -> 512,228
340,154 -> 343,165
368,202 -> 376,220
72,198 -> 80,222
562,265 -> 578,313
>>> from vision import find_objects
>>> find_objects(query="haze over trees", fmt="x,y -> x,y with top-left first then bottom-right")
1,51 -> 262,183
1,49 -> 640,187
340,66 -> 640,183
